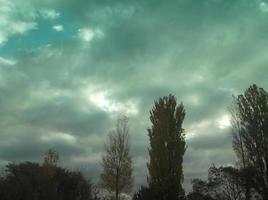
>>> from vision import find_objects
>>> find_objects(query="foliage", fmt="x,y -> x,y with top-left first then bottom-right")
132,186 -> 154,200
43,148 -> 59,178
147,94 -> 186,200
231,84 -> 268,199
0,161 -> 94,200
188,164 -> 262,200
100,116 -> 133,200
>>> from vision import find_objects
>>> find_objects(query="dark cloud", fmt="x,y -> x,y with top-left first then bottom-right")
0,0 -> 268,193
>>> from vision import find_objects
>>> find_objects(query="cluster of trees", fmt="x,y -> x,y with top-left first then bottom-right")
0,150 -> 95,200
132,84 -> 268,200
0,84 -> 267,200
185,84 -> 268,200
100,95 -> 186,200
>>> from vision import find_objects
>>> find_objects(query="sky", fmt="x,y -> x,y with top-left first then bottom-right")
0,0 -> 268,192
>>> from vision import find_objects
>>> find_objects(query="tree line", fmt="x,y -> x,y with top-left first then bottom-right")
0,84 -> 267,200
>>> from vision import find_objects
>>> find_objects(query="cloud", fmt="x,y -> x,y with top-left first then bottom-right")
40,9 -> 60,19
0,0 -> 37,45
52,24 -> 64,32
83,87 -> 139,115
78,28 -> 95,42
10,21 -> 37,34
0,57 -> 16,65
0,0 -> 268,193
259,2 -> 268,12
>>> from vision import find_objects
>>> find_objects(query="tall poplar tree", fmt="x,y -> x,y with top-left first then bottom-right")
147,94 -> 186,200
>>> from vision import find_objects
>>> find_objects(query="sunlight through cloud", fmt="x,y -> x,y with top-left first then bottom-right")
78,28 -> 95,42
218,114 -> 231,129
82,86 -> 138,115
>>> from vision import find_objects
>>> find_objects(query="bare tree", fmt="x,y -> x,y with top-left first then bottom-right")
100,116 -> 133,200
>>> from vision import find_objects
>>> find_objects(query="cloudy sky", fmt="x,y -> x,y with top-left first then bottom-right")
0,0 -> 268,192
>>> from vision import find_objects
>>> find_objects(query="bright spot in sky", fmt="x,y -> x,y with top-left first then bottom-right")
41,132 -> 76,144
78,28 -> 95,42
89,92 -> 110,109
260,2 -> 268,12
186,119 -> 213,139
218,114 -> 231,129
53,25 -> 64,32
88,91 -> 138,115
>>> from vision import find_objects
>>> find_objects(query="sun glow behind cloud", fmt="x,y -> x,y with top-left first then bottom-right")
82,86 -> 138,115
218,114 -> 231,129
89,91 -> 138,115
78,28 -> 95,42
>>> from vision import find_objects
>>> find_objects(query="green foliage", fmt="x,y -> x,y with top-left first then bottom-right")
147,94 -> 186,200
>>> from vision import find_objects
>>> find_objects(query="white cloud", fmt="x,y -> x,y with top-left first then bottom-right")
52,24 -> 64,32
88,91 -> 138,115
0,57 -> 16,65
78,28 -> 95,42
41,132 -> 77,144
186,119 -> 213,139
10,21 -> 37,34
0,32 -> 7,44
260,2 -> 268,12
40,9 -> 60,19
0,0 -> 37,45
81,86 -> 138,115
186,113 -> 231,140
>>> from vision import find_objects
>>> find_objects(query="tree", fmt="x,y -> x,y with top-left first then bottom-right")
133,186 -> 154,200
43,148 -> 59,178
188,165 -> 245,200
231,95 -> 252,200
231,84 -> 268,199
100,116 -> 133,200
0,161 -> 94,200
147,94 -> 186,200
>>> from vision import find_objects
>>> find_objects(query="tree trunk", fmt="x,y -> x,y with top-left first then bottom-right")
245,185 -> 250,200
116,168 -> 119,200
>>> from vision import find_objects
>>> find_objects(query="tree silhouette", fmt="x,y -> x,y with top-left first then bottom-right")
231,84 -> 268,199
0,162 -> 94,200
147,94 -> 186,200
133,186 -> 156,200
